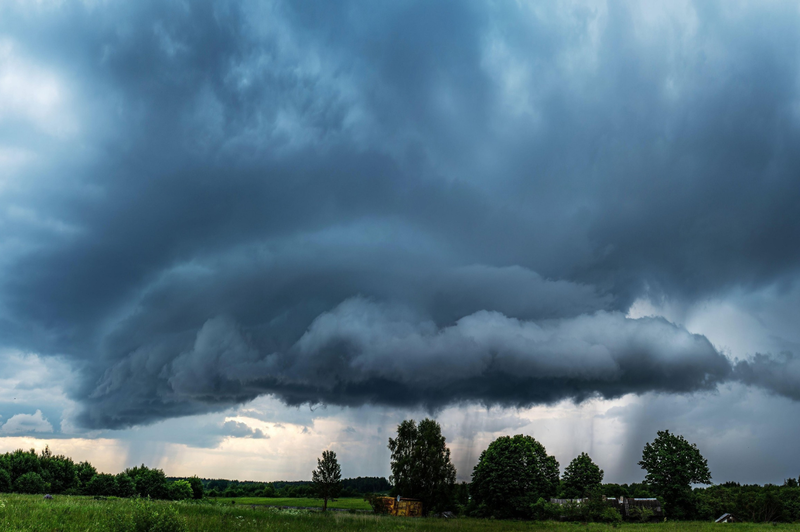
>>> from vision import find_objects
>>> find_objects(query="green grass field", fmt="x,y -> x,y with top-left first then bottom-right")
212,496 -> 371,510
1,494 -> 798,531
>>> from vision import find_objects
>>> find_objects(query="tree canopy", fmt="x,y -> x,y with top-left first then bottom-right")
639,429 -> 711,518
470,434 -> 560,519
312,450 -> 342,512
561,452 -> 604,498
388,418 -> 457,514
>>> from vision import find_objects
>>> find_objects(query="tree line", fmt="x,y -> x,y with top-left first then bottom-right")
0,447 -> 202,500
362,420 -> 800,522
194,476 -> 390,498
0,446 -> 389,502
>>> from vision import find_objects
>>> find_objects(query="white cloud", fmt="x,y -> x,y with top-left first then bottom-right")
0,409 -> 53,435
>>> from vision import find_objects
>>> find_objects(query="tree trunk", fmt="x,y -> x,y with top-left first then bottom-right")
323,497 -> 328,512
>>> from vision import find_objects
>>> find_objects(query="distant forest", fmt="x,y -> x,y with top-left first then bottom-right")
168,476 -> 392,498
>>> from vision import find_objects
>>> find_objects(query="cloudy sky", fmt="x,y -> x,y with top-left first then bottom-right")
2,0 -> 800,485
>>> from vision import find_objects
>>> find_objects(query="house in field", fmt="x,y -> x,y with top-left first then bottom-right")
715,513 -> 736,523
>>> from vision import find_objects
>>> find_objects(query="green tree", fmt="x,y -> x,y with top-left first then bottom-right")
39,448 -> 79,494
470,434 -> 559,519
14,471 -> 48,494
76,461 -> 97,490
561,452 -> 604,498
115,473 -> 137,498
639,430 -> 711,519
388,418 -> 457,514
187,476 -> 204,499
168,480 -> 194,501
0,449 -> 40,482
125,465 -> 170,499
0,468 -> 11,492
85,473 -> 117,496
312,450 -> 342,512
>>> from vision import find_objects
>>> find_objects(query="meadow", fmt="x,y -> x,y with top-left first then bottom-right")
210,496 -> 372,510
1,494 -> 799,532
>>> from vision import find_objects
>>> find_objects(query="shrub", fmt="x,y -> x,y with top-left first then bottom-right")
530,497 -> 560,520
168,480 -> 193,501
14,472 -> 48,494
108,499 -> 187,532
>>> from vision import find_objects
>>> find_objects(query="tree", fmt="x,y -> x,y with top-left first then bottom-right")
39,449 -> 79,494
312,450 -> 342,512
76,461 -> 97,489
168,480 -> 194,501
639,430 -> 711,519
14,471 -> 48,494
561,452 -> 604,498
86,473 -> 117,496
0,468 -> 11,493
470,434 -> 560,519
187,476 -> 204,499
115,473 -> 137,498
125,465 -> 170,499
388,418 -> 457,514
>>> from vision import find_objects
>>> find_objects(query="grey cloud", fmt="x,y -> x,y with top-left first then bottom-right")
732,352 -> 800,401
221,420 -> 268,440
78,297 -> 731,428
0,0 -> 800,430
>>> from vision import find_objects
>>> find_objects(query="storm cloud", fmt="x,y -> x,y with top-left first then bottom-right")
1,0 -> 800,430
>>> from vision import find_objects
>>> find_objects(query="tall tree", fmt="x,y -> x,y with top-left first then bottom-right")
470,434 -> 560,519
388,418 -> 457,514
312,450 -> 342,512
639,430 -> 711,519
561,452 -> 604,498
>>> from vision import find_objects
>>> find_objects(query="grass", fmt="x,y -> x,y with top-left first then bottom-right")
1,494 -> 799,531
211,496 -> 372,510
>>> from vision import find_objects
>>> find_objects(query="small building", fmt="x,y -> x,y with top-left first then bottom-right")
549,496 -> 663,521
375,496 -> 423,517
623,498 -> 664,521
715,513 -> 736,523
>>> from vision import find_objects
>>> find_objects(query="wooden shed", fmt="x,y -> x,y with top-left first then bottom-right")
375,496 -> 423,517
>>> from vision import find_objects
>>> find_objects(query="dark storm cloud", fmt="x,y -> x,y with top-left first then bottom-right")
1,1 -> 800,428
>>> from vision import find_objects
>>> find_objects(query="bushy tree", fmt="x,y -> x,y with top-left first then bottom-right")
76,461 -> 97,489
115,473 -> 137,498
312,450 -> 342,512
0,449 -> 40,482
125,465 -> 170,499
39,446 -> 79,494
0,468 -> 11,493
470,434 -> 559,519
639,430 -> 711,519
86,473 -> 117,496
561,452 -> 604,498
168,480 -> 194,501
187,476 -> 204,499
14,471 -> 48,494
388,418 -> 457,514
